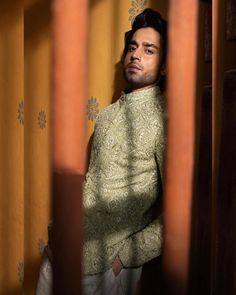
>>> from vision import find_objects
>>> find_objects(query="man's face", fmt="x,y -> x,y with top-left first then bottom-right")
124,27 -> 163,91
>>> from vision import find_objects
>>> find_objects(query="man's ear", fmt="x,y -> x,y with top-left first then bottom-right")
160,65 -> 166,76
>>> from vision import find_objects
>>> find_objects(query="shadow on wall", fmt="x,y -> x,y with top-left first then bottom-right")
89,0 -> 106,8
112,60 -> 127,104
25,257 -> 45,294
0,287 -> 23,295
24,0 -> 51,48
149,0 -> 169,20
0,1 -> 22,29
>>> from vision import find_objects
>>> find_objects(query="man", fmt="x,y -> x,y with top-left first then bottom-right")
37,8 -> 167,295
83,8 -> 167,295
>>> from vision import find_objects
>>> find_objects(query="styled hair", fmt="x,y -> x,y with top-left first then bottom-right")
123,8 -> 167,67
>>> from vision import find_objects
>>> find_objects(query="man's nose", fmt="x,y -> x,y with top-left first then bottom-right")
131,49 -> 141,61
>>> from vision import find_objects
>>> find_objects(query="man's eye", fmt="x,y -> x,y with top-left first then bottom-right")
128,46 -> 136,52
145,49 -> 154,54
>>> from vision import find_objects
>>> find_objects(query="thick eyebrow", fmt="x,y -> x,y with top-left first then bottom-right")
129,40 -> 159,51
143,42 -> 159,51
129,40 -> 138,47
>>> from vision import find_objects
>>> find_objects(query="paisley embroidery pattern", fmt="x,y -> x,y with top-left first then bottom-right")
83,86 -> 165,275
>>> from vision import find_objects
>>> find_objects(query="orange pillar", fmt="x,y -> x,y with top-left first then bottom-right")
163,1 -> 199,294
52,0 -> 88,294
212,0 -> 221,292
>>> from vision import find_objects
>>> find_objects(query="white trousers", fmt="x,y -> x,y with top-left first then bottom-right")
36,255 -> 142,295
82,267 -> 142,295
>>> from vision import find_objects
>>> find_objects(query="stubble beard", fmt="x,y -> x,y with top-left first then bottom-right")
124,70 -> 158,91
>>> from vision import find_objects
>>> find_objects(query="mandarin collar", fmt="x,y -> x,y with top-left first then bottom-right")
119,85 -> 161,104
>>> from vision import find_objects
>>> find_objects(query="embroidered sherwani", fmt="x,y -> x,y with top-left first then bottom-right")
83,85 -> 165,275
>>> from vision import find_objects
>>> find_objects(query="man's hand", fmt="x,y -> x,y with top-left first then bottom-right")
112,256 -> 123,276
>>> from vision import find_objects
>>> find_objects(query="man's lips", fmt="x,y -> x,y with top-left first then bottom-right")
126,63 -> 142,71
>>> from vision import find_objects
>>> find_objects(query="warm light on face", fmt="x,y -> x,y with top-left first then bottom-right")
124,27 -> 163,91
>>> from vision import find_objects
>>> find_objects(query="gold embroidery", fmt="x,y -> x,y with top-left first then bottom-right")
83,86 -> 165,274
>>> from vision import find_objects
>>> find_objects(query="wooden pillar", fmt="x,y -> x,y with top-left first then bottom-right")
52,1 -> 88,294
212,0 -> 222,292
163,1 -> 199,294
212,0 -> 236,293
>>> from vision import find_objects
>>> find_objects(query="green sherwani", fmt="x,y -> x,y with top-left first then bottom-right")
83,85 -> 165,275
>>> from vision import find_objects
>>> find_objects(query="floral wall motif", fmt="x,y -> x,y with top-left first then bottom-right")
38,110 -> 47,129
17,100 -> 24,125
87,97 -> 99,121
17,262 -> 24,285
129,0 -> 148,23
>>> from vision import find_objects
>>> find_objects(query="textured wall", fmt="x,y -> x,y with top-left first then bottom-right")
24,0 -> 52,293
0,2 -> 24,294
0,1 -> 168,294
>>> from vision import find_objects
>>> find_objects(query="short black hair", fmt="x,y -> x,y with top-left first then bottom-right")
124,8 -> 167,66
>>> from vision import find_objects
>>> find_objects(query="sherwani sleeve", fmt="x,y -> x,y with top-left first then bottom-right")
118,118 -> 165,268
118,214 -> 163,268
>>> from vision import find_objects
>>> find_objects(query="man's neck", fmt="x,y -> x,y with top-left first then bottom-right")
128,83 -> 158,93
